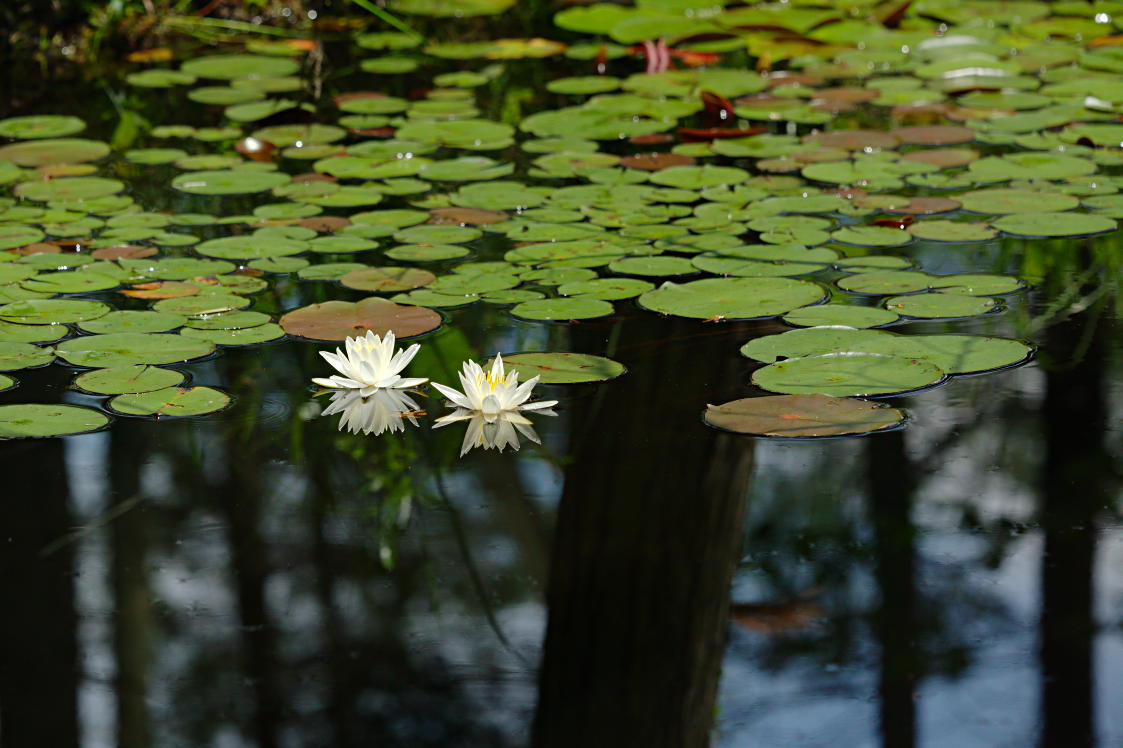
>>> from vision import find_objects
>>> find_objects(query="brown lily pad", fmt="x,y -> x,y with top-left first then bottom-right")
703,394 -> 906,438
299,216 -> 352,232
91,245 -> 159,260
428,207 -> 509,225
339,267 -> 436,293
619,152 -> 696,170
900,148 -> 979,168
804,129 -> 899,150
889,125 -> 974,146
279,297 -> 441,341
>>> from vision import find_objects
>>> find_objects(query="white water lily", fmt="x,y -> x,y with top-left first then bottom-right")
431,353 -> 558,456
321,388 -> 422,436
312,330 -> 427,397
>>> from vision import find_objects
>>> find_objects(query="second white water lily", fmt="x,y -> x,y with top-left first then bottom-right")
431,354 -> 558,455
312,330 -> 427,397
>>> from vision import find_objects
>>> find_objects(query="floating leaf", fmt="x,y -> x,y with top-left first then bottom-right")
0,341 -> 53,371
0,138 -> 109,167
908,220 -> 999,242
107,386 -> 231,417
151,294 -> 251,315
838,271 -> 931,295
0,298 -> 110,324
340,267 -> 435,292
510,296 -> 615,321
557,277 -> 654,300
782,304 -> 898,328
830,225 -> 913,248
608,256 -> 697,277
958,188 -> 1080,215
0,373 -> 13,392
55,332 -> 215,367
78,310 -> 186,334
704,394 -> 906,438
179,324 -> 285,346
752,353 -> 945,397
279,297 -> 441,341
16,177 -> 124,202
885,292 -> 999,319
195,236 -> 307,260
0,319 -> 68,344
180,54 -> 299,80
640,277 -> 825,320
496,352 -> 625,384
991,212 -> 1117,237
74,364 -> 185,395
0,403 -> 109,439
172,169 -> 291,195
0,115 -> 85,139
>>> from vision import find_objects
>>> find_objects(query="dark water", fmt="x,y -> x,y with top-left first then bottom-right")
2,30 -> 1122,748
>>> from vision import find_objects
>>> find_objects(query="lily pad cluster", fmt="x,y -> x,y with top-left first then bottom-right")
5,0 -> 1119,440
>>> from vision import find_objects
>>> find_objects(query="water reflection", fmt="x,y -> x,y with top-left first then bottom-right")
320,388 -> 422,436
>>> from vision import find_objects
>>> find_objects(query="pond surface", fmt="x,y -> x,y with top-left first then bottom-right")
1,4 -> 1122,746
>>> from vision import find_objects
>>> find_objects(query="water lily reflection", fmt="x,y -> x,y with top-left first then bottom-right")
321,388 -> 422,436
432,353 -> 558,455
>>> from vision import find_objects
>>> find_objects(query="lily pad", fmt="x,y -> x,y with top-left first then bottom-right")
339,267 -> 435,293
703,394 -> 906,438
74,364 -> 186,395
385,244 -> 470,262
0,341 -> 53,371
0,115 -> 85,139
908,220 -> 999,242
511,296 -> 615,321
0,138 -> 109,167
958,188 -> 1080,215
55,332 -> 215,367
885,293 -> 999,319
171,169 -> 291,195
16,177 -> 124,202
557,277 -> 654,300
639,277 -> 826,320
195,236 -> 307,260
830,226 -> 913,248
180,54 -> 299,80
0,319 -> 69,344
0,298 -> 110,324
179,324 -> 285,346
0,403 -> 109,438
279,297 -> 441,341
151,294 -> 251,315
0,373 -> 13,392
782,304 -> 899,328
108,386 -> 231,417
991,212 -> 1117,238
838,271 -> 932,295
496,352 -> 625,384
752,353 -> 946,397
608,256 -> 696,277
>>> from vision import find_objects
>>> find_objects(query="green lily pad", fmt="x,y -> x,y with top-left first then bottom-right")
497,352 -> 625,384
253,124 -> 346,146
885,293 -> 999,319
931,274 -> 1025,296
185,310 -> 270,330
908,220 -> 999,242
703,394 -> 906,438
151,294 -> 251,315
741,327 -> 893,363
782,304 -> 899,328
968,153 -> 1097,182
107,386 -> 231,417
126,70 -> 196,88
991,212 -> 1117,237
0,403 -> 109,438
385,244 -> 470,262
74,364 -> 186,395
838,271 -> 932,295
0,319 -> 69,344
306,236 -> 378,254
0,115 -> 85,139
830,226 -> 913,248
172,169 -> 291,195
179,324 -> 285,346
0,373 -> 13,392
649,165 -> 748,189
20,271 -> 118,295
248,257 -> 310,274
958,188 -> 1080,215
297,262 -> 368,281
511,296 -> 615,321
752,353 -> 946,397
187,86 -> 266,105
181,54 -> 299,80
339,267 -> 435,293
557,277 -> 654,300
194,236 -> 307,260
640,277 -> 826,320
393,225 -> 481,244
78,310 -> 186,334
55,332 -> 215,367
16,177 -> 124,202
0,298 -> 110,324
0,341 -> 53,371
279,297 -> 442,341
0,138 -> 109,167
0,225 -> 45,251
608,256 -> 697,277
